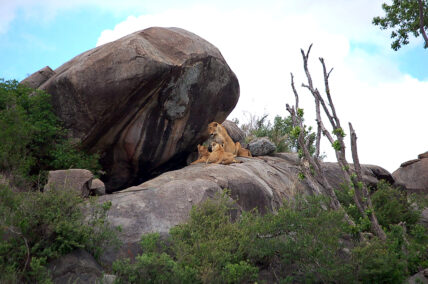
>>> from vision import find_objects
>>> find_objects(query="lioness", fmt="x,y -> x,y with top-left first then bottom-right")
235,141 -> 252,157
207,122 -> 237,154
206,142 -> 241,165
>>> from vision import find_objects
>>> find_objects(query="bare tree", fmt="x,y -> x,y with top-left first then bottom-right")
287,45 -> 386,241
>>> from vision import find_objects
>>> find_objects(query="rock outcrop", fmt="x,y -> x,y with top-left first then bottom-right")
25,27 -> 239,192
222,120 -> 245,144
20,66 -> 55,89
48,249 -> 104,284
45,169 -> 93,197
248,137 -> 276,156
96,154 -> 393,265
393,151 -> 428,194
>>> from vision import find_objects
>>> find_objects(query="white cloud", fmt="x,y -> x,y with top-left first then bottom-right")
5,0 -> 425,173
94,1 -> 428,173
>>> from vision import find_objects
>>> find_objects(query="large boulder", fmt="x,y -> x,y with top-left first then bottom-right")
25,27 -> 239,192
96,154 -> 393,265
393,152 -> 428,194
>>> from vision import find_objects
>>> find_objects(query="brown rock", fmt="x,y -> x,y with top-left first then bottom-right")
393,159 -> 428,194
418,151 -> 428,159
27,27 -> 239,192
48,249 -> 103,284
401,159 -> 420,168
20,66 -> 55,89
45,169 -> 93,197
90,178 -> 105,196
222,120 -> 245,144
96,156 -> 390,265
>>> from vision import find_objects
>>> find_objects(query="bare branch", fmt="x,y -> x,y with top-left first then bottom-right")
418,0 -> 428,47
290,73 -> 299,111
320,57 -> 340,129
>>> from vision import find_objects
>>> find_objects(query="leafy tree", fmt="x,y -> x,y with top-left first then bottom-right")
0,79 -> 100,188
373,0 -> 428,50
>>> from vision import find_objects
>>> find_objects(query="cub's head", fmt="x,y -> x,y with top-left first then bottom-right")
211,141 -> 223,152
197,144 -> 209,155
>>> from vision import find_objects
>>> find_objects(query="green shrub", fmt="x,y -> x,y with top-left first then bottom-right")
0,184 -> 118,283
0,79 -> 100,188
371,181 -> 420,229
113,194 -> 354,283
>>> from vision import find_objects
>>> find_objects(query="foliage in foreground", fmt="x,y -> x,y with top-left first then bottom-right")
0,184 -> 119,283
113,188 -> 428,283
0,79 -> 100,188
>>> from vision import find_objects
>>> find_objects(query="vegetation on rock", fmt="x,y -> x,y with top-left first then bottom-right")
0,184 -> 118,283
113,190 -> 428,283
238,113 -> 316,155
0,79 -> 100,188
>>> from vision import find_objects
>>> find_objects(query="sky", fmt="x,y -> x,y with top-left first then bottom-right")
0,0 -> 427,173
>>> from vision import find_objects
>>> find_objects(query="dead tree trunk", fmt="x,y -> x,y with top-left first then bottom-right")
287,45 -> 386,241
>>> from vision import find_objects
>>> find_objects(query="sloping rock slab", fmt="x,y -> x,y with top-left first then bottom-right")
393,158 -> 428,194
20,66 -> 55,89
96,154 -> 392,265
29,27 -> 239,192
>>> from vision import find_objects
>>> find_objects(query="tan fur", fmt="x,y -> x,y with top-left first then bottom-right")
206,142 -> 241,165
207,122 -> 237,154
191,145 -> 210,165
235,142 -> 252,157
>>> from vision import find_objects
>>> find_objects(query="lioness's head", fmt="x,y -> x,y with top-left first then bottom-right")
207,122 -> 220,137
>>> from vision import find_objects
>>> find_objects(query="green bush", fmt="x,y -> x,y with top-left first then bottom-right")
113,193 -> 354,283
0,184 -> 118,283
371,181 -> 420,229
0,79 -> 100,188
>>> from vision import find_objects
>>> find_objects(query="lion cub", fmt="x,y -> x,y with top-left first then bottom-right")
207,142 -> 241,165
235,141 -> 252,157
207,122 -> 237,155
191,145 -> 210,165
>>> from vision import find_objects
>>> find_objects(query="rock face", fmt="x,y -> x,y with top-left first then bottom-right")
48,249 -> 103,284
393,152 -> 428,194
20,66 -> 55,89
26,27 -> 239,192
222,120 -> 245,144
45,169 -> 93,197
96,154 -> 393,265
248,137 -> 276,156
